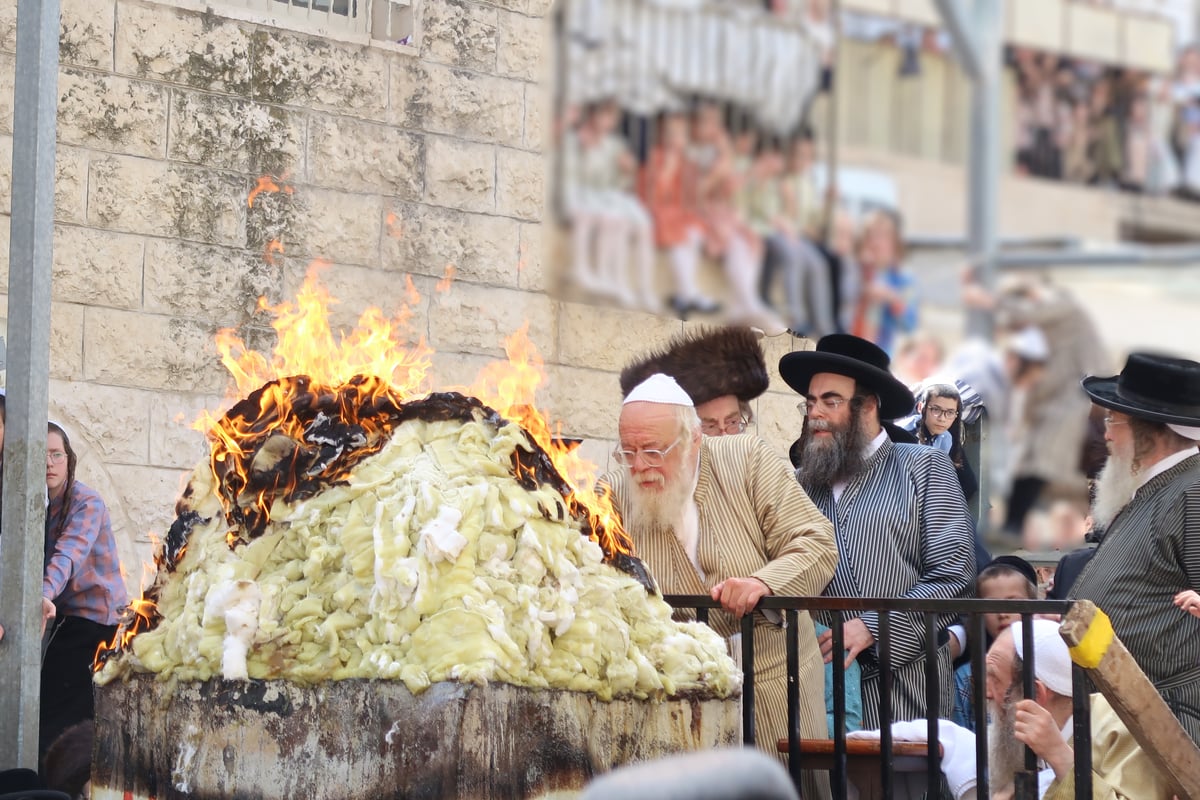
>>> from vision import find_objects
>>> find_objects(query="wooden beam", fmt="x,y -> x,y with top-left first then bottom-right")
1059,600 -> 1200,800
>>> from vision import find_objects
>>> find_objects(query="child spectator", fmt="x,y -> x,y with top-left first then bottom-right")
952,556 -> 1038,731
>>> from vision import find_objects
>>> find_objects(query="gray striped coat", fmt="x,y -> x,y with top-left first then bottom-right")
602,434 -> 838,766
803,437 -> 976,727
1069,453 -> 1200,745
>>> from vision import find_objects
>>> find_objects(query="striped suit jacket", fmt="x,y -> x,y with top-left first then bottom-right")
1069,452 -> 1200,745
804,436 -> 975,726
603,434 -> 838,766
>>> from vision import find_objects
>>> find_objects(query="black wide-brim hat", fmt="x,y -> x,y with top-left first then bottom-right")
1081,351 -> 1200,426
779,334 -> 915,420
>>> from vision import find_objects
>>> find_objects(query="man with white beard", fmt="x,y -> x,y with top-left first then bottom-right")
601,373 -> 838,793
779,334 -> 975,727
1067,352 -> 1200,746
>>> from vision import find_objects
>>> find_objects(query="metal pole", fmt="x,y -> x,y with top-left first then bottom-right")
0,0 -> 60,770
965,0 -> 1003,339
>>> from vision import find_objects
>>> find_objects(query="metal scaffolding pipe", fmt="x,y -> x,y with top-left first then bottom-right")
0,0 -> 60,770
996,246 -> 1200,268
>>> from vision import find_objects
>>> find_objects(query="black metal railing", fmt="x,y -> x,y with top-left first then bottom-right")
666,595 -> 1094,800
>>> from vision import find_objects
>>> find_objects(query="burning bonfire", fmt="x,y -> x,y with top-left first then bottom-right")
94,271 -> 739,702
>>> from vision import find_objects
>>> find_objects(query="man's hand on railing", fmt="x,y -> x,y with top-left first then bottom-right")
709,576 -> 772,618
817,618 -> 875,670
1014,699 -> 1073,781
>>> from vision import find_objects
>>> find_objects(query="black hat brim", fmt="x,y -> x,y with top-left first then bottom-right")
779,351 -> 915,420
1082,375 -> 1200,426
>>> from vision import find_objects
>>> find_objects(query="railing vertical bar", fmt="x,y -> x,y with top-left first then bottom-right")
878,611 -> 894,797
924,612 -> 939,798
831,610 -> 847,800
741,613 -> 756,748
785,609 -> 801,785
971,612 -> 989,798
1072,662 -> 1092,799
1016,613 -> 1038,800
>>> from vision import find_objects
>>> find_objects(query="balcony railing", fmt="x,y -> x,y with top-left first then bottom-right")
665,595 -> 1093,800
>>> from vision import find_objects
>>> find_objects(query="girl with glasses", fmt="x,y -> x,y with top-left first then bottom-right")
906,383 -> 978,505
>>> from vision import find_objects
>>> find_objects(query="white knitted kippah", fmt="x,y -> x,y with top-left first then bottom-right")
1011,619 -> 1073,698
622,373 -> 695,407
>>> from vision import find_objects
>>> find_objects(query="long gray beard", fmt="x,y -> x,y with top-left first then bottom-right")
795,413 -> 870,493
623,452 -> 696,535
1091,451 -> 1139,530
986,695 -> 1025,793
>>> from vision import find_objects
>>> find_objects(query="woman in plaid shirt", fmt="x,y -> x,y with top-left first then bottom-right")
40,421 -> 128,760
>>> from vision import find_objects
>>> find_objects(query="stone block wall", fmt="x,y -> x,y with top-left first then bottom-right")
0,0 -> 815,591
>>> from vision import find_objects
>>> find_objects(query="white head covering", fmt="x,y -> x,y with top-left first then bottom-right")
1008,326 -> 1049,362
1168,423 -> 1200,441
622,374 -> 695,407
1011,619 -> 1073,697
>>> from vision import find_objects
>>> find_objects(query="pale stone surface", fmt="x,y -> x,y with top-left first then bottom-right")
557,302 -> 683,374
143,239 -> 280,325
115,1 -> 253,94
0,53 -> 12,134
50,379 -> 151,463
427,350 -> 496,394
424,137 -> 495,214
51,301 -> 86,381
427,282 -> 556,360
88,156 -> 245,246
84,307 -> 227,394
757,329 -> 811,393
252,30 -> 389,120
524,81 -> 547,150
280,259 -> 432,339
168,91 -> 304,175
288,187 -> 383,266
60,0 -> 116,69
308,115 -> 424,198
393,61 -> 525,148
574,437 -> 617,478
57,69 -> 166,158
496,10 -> 545,83
105,463 -> 190,550
381,201 -> 521,287
420,0 -> 498,73
544,363 -> 621,440
55,146 -> 89,224
496,147 -> 544,221
517,222 -> 546,292
752,390 -> 804,463
53,225 -> 144,310
149,391 -> 224,471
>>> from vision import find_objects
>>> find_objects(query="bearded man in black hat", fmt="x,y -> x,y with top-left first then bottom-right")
779,334 -> 975,727
1067,352 -> 1200,746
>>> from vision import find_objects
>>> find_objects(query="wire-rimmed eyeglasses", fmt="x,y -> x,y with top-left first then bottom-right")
613,436 -> 683,467
927,406 -> 959,420
701,416 -> 749,436
1103,415 -> 1128,427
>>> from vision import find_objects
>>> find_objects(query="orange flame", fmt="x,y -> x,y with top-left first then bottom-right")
436,264 -> 456,293
247,175 -> 293,208
264,239 -> 284,265
385,211 -> 403,239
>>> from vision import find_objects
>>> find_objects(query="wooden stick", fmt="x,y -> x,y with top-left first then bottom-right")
1059,600 -> 1200,800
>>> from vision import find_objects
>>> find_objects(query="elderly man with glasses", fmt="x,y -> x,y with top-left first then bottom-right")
601,372 -> 838,796
780,334 -> 975,729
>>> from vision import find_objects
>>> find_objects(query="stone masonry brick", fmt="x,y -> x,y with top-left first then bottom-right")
752,389 -> 803,463
115,0 -> 253,94
0,53 -> 14,135
149,391 -> 224,471
420,0 -> 498,73
496,9 -> 545,83
87,155 -> 245,247
50,378 -> 151,463
544,363 -> 621,440
60,0 -> 116,69
50,301 -> 85,381
427,281 -> 556,360
287,187 -> 383,266
53,224 -> 144,310
57,69 -> 168,159
423,136 -> 495,214
557,302 -> 683,374
308,114 -> 424,199
496,146 -> 544,221
517,222 -> 545,292
105,463 -> 189,553
524,81 -> 547,150
252,29 -> 389,120
382,201 -> 521,288
392,60 -> 525,149
168,91 -> 304,177
0,140 -> 90,222
84,306 -> 227,394
143,239 -> 281,326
